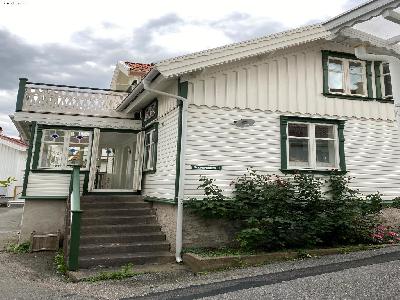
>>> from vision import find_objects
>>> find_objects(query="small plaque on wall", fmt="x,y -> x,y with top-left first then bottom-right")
191,165 -> 222,170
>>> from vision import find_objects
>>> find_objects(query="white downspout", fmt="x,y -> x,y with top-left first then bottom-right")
354,46 -> 400,125
142,79 -> 187,263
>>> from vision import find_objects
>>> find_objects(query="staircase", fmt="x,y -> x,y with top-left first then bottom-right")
78,195 -> 173,269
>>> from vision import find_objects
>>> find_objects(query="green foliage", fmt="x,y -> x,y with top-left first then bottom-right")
5,242 -> 31,254
0,177 -> 16,188
54,250 -> 67,276
188,170 -> 383,251
84,263 -> 137,282
390,197 -> 400,208
183,247 -> 255,257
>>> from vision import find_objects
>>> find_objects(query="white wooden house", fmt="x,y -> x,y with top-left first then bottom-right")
11,0 -> 400,266
0,127 -> 27,199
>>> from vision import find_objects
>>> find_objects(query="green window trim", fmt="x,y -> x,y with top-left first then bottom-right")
143,122 -> 158,174
175,80 -> 188,202
22,122 -> 37,197
374,61 -> 383,99
322,50 -> 372,100
32,126 -> 93,171
280,116 -> 346,173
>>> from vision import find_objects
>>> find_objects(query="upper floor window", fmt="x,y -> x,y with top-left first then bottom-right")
381,62 -> 393,99
328,57 -> 366,96
39,129 -> 91,170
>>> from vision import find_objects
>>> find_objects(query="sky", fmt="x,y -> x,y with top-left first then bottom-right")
0,0 -> 366,137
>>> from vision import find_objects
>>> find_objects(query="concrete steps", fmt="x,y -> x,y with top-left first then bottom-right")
77,195 -> 172,269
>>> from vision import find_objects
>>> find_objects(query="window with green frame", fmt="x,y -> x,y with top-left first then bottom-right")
34,129 -> 92,170
143,123 -> 158,173
322,51 -> 373,99
280,116 -> 346,173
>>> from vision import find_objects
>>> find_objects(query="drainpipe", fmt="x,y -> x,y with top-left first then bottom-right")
142,79 -> 188,263
354,46 -> 400,125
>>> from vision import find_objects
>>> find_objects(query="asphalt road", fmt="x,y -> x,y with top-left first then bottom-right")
1,245 -> 400,299
126,250 -> 400,300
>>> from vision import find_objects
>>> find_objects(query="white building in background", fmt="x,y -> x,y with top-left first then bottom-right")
0,127 -> 28,199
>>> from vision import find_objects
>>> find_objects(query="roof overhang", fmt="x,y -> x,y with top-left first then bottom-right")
12,112 -> 142,131
119,0 -> 400,112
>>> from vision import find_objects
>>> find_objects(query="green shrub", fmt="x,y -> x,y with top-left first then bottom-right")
391,197 -> 400,208
6,242 -> 31,254
54,250 -> 67,276
188,170 -> 382,251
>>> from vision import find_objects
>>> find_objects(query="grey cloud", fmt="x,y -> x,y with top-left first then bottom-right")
210,12 -> 286,42
343,0 -> 368,10
0,12 -> 287,136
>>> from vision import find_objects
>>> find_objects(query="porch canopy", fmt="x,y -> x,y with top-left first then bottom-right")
323,0 -> 400,57
12,80 -> 141,142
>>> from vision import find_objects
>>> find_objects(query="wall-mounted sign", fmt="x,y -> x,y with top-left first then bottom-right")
191,165 -> 222,170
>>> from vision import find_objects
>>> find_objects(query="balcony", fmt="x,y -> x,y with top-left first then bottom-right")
16,79 -> 131,118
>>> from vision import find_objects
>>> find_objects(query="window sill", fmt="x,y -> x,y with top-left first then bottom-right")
323,93 -> 394,103
280,169 -> 347,175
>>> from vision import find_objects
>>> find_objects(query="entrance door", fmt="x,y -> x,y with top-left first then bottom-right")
92,132 -> 137,191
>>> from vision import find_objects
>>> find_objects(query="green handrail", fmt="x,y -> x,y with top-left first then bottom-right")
68,165 -> 82,271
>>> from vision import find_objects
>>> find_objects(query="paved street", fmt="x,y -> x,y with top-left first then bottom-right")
0,245 -> 400,299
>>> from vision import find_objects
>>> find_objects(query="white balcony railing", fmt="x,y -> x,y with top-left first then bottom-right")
20,81 -> 130,118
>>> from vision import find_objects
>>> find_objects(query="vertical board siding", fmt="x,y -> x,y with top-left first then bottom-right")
187,46 -> 395,121
0,143 -> 27,197
142,107 -> 179,199
26,173 -> 85,197
157,83 -> 179,117
185,105 -> 400,202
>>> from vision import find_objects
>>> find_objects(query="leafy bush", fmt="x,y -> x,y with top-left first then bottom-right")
390,197 -> 400,209
6,242 -> 31,254
54,250 -> 67,276
371,225 -> 400,244
84,263 -> 137,282
188,170 -> 383,251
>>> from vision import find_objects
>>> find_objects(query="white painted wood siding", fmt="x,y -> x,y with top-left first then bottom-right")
26,173 -> 85,197
186,42 -> 395,121
0,142 -> 27,197
184,105 -> 400,202
142,107 -> 179,199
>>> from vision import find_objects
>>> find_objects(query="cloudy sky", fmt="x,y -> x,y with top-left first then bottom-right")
0,0 -> 364,137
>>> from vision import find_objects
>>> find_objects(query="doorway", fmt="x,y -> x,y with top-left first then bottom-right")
93,132 -> 137,191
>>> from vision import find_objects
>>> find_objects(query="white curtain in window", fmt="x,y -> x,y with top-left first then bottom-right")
133,131 -> 145,191
88,128 -> 100,191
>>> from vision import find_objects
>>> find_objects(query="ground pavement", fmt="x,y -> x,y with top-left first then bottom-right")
0,243 -> 400,299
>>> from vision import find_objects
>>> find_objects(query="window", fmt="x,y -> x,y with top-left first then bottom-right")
143,125 -> 157,172
381,62 -> 393,99
281,117 -> 346,172
327,57 -> 366,96
39,129 -> 91,170
143,100 -> 158,125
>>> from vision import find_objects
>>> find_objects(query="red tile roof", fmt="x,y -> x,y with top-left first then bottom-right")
0,134 -> 28,148
124,62 -> 153,76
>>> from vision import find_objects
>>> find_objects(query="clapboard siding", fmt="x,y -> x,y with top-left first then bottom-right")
142,107 -> 179,199
186,42 -> 395,121
184,105 -> 400,201
0,142 -> 27,197
26,173 -> 85,197
157,83 -> 179,117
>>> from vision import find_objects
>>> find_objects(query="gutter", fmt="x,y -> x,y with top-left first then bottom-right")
354,46 -> 400,123
142,79 -> 188,263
